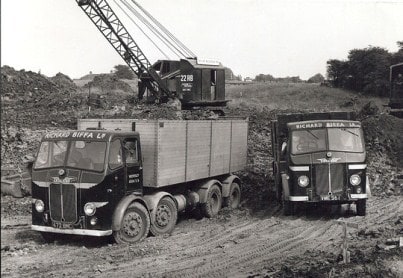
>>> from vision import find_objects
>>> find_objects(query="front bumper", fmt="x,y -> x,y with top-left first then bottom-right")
288,193 -> 368,202
32,225 -> 112,236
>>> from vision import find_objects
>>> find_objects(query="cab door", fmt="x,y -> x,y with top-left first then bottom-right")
123,138 -> 143,194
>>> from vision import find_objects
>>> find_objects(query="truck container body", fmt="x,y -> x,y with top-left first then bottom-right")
271,112 -> 369,216
32,119 -> 247,243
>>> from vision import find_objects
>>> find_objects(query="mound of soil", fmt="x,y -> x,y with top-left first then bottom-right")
1,66 -> 82,129
361,113 -> 403,196
50,73 -> 77,92
84,74 -> 134,93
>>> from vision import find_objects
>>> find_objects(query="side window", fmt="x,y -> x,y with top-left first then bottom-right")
109,139 -> 123,169
124,140 -> 139,165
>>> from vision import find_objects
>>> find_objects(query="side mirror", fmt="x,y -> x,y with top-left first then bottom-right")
281,142 -> 287,155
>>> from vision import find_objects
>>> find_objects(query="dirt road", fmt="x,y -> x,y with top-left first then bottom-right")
1,196 -> 402,277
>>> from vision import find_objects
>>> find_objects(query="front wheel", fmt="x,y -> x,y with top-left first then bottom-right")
150,197 -> 178,236
356,199 -> 366,216
282,191 -> 294,216
201,184 -> 222,218
113,202 -> 150,244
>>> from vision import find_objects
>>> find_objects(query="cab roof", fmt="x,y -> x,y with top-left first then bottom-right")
287,120 -> 361,131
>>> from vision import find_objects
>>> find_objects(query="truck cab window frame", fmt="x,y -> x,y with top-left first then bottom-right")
123,139 -> 139,165
108,139 -> 123,170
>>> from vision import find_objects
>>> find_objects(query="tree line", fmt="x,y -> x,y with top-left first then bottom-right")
326,41 -> 403,96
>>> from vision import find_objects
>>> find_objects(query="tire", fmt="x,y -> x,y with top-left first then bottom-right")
201,184 -> 222,218
223,183 -> 241,209
282,191 -> 294,216
150,197 -> 178,236
113,202 -> 150,244
356,199 -> 366,216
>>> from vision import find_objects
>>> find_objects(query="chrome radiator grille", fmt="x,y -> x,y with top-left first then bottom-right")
49,183 -> 77,223
314,164 -> 344,196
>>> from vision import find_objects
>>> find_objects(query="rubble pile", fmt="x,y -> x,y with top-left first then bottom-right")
1,66 -> 82,129
1,127 -> 43,169
84,74 -> 134,93
361,113 -> 403,196
50,72 -> 77,92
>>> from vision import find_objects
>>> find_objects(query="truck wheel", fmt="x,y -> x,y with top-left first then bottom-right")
282,191 -> 294,216
201,184 -> 222,218
150,197 -> 178,236
113,202 -> 150,244
223,182 -> 241,209
356,199 -> 366,216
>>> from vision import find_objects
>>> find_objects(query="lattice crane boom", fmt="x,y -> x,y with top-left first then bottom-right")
77,0 -> 171,99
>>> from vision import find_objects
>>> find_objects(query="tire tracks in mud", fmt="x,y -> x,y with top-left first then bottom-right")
145,219 -> 334,277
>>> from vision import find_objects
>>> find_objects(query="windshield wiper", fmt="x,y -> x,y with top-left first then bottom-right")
306,130 -> 319,139
341,128 -> 359,137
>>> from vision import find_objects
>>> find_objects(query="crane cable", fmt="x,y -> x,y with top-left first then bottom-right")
131,0 -> 196,59
121,0 -> 187,59
112,0 -> 170,59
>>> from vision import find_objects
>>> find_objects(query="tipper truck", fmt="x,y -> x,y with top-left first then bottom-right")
271,112 -> 370,216
31,119 -> 248,243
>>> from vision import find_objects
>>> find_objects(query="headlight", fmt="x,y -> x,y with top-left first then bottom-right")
90,217 -> 98,226
298,175 -> 309,187
35,199 -> 45,213
350,174 -> 361,186
84,203 -> 96,216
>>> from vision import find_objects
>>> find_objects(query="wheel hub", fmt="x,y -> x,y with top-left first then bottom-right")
122,212 -> 142,237
156,204 -> 171,227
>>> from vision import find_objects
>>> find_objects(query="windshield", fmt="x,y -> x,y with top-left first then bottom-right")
291,128 -> 364,155
34,140 -> 107,171
291,129 -> 327,154
328,128 -> 364,152
34,141 -> 68,169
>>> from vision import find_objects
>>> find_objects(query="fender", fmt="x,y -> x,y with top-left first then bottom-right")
221,175 -> 241,198
142,191 -> 176,224
197,179 -> 222,203
281,173 -> 290,200
111,194 -> 148,231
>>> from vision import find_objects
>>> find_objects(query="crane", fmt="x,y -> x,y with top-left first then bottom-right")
76,0 -> 228,110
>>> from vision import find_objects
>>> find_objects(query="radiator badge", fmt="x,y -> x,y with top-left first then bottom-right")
317,157 -> 341,163
52,176 -> 77,183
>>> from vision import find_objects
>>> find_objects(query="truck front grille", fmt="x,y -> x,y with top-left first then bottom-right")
49,184 -> 77,223
314,164 -> 345,196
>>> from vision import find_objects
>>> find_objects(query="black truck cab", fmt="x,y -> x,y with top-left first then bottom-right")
31,130 -> 142,237
272,112 -> 370,216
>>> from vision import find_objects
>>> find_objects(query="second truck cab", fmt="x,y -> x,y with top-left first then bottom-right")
272,112 -> 370,215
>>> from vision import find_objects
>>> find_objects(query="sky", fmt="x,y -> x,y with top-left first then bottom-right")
1,0 -> 403,80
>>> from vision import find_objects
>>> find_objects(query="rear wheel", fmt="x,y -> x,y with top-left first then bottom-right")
150,197 -> 178,236
356,199 -> 366,216
113,202 -> 150,244
201,184 -> 222,218
223,182 -> 241,209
